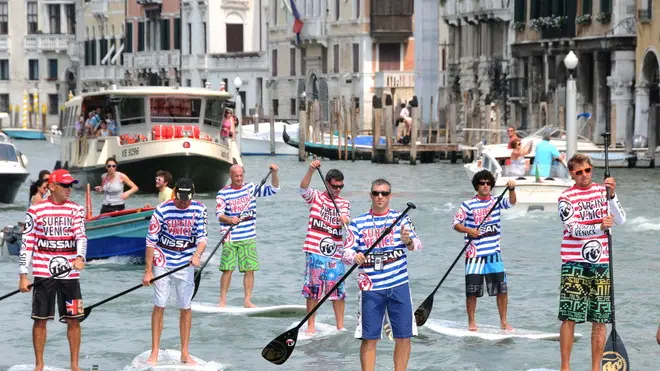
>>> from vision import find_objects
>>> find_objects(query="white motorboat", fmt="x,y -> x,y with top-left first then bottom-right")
0,134 -> 30,204
464,143 -> 574,212
56,86 -> 242,193
241,121 -> 299,156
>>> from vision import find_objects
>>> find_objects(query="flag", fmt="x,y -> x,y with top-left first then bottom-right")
66,299 -> 83,315
290,0 -> 304,45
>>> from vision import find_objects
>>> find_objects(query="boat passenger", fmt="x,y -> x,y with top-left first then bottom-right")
94,158 -> 139,214
221,109 -> 235,144
507,139 -> 532,177
156,170 -> 174,203
95,121 -> 111,137
28,179 -> 49,206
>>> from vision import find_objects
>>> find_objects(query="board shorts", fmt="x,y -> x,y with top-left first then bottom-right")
465,252 -> 507,297
153,265 -> 195,309
355,282 -> 418,340
301,252 -> 346,301
558,261 -> 612,324
31,277 -> 84,323
219,238 -> 259,272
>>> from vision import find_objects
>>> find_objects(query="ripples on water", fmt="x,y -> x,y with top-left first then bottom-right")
1,141 -> 659,370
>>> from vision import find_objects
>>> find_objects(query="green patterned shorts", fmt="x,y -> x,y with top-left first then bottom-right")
219,239 -> 259,272
558,261 -> 612,324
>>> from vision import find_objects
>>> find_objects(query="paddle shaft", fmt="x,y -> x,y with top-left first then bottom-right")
293,204 -> 414,330
602,132 -> 619,350
0,268 -> 72,302
428,187 -> 509,298
316,167 -> 344,222
194,170 -> 273,280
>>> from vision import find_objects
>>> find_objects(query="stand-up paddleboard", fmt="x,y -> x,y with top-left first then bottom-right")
190,302 -> 307,317
291,321 -> 347,342
124,349 -> 224,371
8,366 -> 70,371
424,320 -> 583,341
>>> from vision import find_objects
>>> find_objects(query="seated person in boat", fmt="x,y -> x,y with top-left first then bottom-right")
506,139 -> 532,177
221,109 -> 235,142
94,120 -> 112,137
106,113 -> 117,135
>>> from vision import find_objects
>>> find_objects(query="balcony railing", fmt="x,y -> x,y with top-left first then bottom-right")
24,34 -> 75,52
124,51 -> 180,69
508,77 -> 528,100
638,9 -> 652,23
540,23 -> 575,40
90,0 -> 108,17
374,71 -> 415,89
80,66 -> 124,82
300,18 -> 327,43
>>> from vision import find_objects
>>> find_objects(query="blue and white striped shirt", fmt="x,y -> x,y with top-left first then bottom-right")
451,195 -> 512,258
146,200 -> 208,268
215,182 -> 279,242
343,209 -> 422,291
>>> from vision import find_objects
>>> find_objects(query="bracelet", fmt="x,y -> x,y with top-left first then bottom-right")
508,186 -> 515,191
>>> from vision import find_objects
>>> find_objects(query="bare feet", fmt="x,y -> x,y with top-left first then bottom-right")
146,351 -> 159,365
70,364 -> 82,371
244,301 -> 257,308
468,321 -> 478,332
181,353 -> 197,365
501,322 -> 514,331
33,364 -> 44,371
305,325 -> 316,336
218,300 -> 226,307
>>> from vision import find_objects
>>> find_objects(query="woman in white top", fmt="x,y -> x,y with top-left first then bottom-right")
94,158 -> 139,214
95,120 -> 112,137
507,139 -> 532,176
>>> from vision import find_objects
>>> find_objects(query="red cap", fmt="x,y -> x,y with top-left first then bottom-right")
49,169 -> 79,185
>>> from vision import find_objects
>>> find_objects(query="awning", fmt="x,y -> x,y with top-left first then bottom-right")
101,43 -> 115,65
111,43 -> 124,65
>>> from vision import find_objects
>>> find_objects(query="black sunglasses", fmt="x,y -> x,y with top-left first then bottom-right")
330,184 -> 344,190
56,183 -> 73,188
106,164 -> 116,168
371,191 -> 391,197
573,167 -> 592,176
478,181 -> 492,186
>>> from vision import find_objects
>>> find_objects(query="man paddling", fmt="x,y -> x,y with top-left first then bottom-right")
343,178 -> 422,371
18,169 -> 87,371
143,178 -> 208,365
452,169 -> 516,332
299,160 -> 350,335
557,154 -> 626,371
216,163 -> 279,308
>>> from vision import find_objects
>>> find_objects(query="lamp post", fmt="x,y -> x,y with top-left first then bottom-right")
233,75 -> 243,154
564,51 -> 578,160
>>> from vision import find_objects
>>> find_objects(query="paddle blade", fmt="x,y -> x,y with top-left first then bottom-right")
79,307 -> 93,323
601,330 -> 629,371
261,328 -> 299,365
191,269 -> 201,300
414,296 -> 434,327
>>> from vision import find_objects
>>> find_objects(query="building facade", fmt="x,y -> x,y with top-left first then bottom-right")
181,0 -> 269,119
510,0 -> 636,146
634,0 -> 659,152
267,0 -> 414,129
0,0 -> 76,126
441,0 -> 513,145
78,0 -> 126,91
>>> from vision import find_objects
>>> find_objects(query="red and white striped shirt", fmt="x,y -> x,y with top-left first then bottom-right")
19,199 -> 87,279
557,183 -> 626,264
299,187 -> 350,259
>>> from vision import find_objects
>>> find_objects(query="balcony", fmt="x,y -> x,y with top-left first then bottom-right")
24,34 -> 75,52
638,9 -> 652,23
80,66 -> 125,82
443,0 -> 511,22
370,0 -> 413,42
374,71 -> 415,89
299,18 -> 328,46
508,77 -> 528,100
0,36 -> 8,50
541,23 -> 575,40
67,41 -> 83,61
124,51 -> 180,69
90,0 -> 108,18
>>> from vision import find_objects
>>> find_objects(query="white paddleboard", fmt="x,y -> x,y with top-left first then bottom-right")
190,302 -> 307,317
124,349 -> 224,371
8,366 -> 70,371
424,319 -> 583,341
291,321 -> 346,341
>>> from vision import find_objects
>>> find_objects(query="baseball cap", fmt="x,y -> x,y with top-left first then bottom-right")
49,169 -> 78,185
174,178 -> 194,201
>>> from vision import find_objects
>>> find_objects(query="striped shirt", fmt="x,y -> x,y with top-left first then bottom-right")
215,182 -> 279,241
300,187 -> 350,259
558,183 -> 626,264
343,209 -> 422,291
19,199 -> 87,279
146,200 -> 208,268
451,195 -> 513,258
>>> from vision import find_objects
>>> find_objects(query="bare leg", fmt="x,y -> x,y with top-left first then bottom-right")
147,306 -> 165,365
243,271 -> 256,308
306,298 -> 318,335
66,319 -> 81,371
496,293 -> 513,330
32,319 -> 47,371
466,296 -> 478,331
219,270 -> 233,307
179,309 -> 196,365
559,320 -> 575,371
332,299 -> 345,330
393,338 -> 412,371
360,339 -> 378,371
590,323 -> 606,371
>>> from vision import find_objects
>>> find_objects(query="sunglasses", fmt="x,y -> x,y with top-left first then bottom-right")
106,164 -> 116,168
371,191 -> 391,197
478,181 -> 492,186
573,167 -> 592,176
56,183 -> 73,188
330,184 -> 344,190
155,177 -> 164,182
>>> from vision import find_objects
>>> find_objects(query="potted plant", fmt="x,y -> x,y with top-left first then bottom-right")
512,22 -> 526,32
575,14 -> 592,25
596,12 -> 611,24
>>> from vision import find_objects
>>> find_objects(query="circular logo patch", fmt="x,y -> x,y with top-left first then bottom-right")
148,217 -> 161,235
602,351 -> 627,371
48,256 -> 71,277
558,200 -> 574,222
581,240 -> 602,263
153,247 -> 166,267
24,214 -> 35,234
357,273 -> 373,291
319,237 -> 337,256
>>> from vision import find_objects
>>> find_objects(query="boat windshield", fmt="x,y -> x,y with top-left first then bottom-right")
500,157 -> 571,180
0,143 -> 17,162
529,126 -> 592,142
203,98 -> 226,127
149,97 -> 201,124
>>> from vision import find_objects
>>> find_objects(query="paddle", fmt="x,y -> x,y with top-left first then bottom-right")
315,167 -> 344,222
79,263 -> 191,322
600,131 -> 629,370
0,267 -> 72,302
191,169 -> 273,299
414,187 -> 509,327
261,202 -> 416,365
